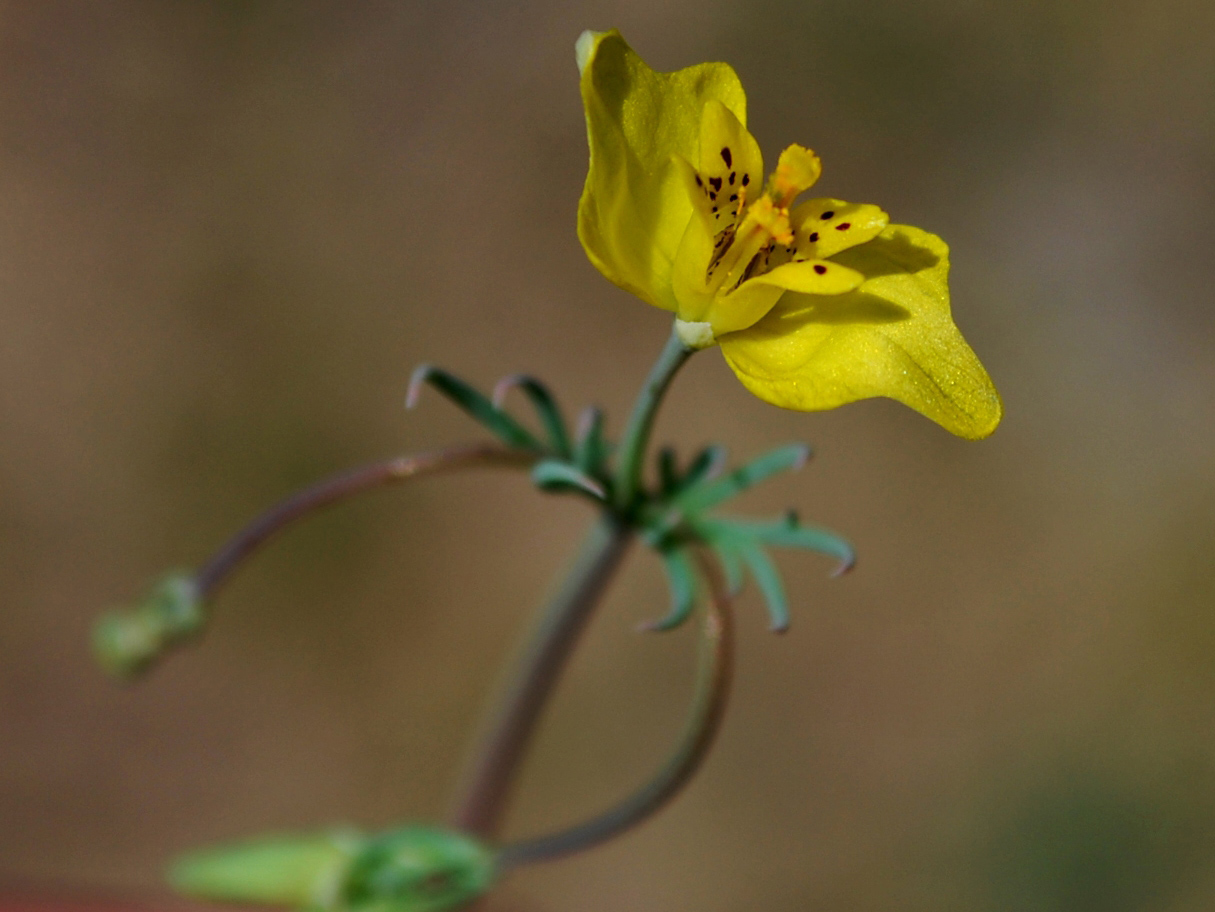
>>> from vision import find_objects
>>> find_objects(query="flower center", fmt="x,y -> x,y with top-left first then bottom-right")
698,145 -> 821,296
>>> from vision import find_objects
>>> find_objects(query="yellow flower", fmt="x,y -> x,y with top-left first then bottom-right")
576,30 -> 1002,439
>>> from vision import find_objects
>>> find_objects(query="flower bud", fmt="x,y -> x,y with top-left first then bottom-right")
93,573 -> 203,679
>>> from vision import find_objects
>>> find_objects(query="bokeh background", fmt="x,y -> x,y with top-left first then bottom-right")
2,1 -> 1215,910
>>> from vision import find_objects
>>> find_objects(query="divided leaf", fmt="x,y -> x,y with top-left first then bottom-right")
492,374 -> 573,458
407,365 -> 542,451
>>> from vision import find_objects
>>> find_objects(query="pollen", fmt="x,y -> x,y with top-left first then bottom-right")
747,197 -> 793,246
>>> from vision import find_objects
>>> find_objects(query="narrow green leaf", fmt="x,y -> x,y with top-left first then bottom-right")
407,365 -> 542,451
711,541 -> 746,596
573,406 -> 606,474
736,541 -> 790,633
657,446 -> 679,494
676,443 -> 811,514
640,548 -> 698,632
718,513 -> 855,576
492,374 -> 572,458
530,459 -> 607,500
638,505 -> 683,549
677,444 -> 727,492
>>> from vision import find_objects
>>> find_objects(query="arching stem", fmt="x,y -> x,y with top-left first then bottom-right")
449,514 -> 632,835
493,553 -> 733,870
194,443 -> 533,600
449,329 -> 696,838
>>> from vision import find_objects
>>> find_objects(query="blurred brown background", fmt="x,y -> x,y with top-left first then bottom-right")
2,1 -> 1214,910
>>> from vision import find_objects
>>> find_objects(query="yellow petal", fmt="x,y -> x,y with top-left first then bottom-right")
670,190 -> 718,323
744,258 -> 865,295
791,198 -> 889,259
701,280 -> 785,337
690,257 -> 861,338
577,30 -> 747,312
672,154 -> 716,236
696,100 -> 763,231
718,225 -> 1003,439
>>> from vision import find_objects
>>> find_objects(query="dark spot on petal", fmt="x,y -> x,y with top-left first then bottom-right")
729,194 -> 738,202
813,264 -> 827,275
711,206 -> 718,213
709,191 -> 717,200
728,171 -> 735,185
708,176 -> 723,191
808,232 -> 819,242
741,174 -> 750,186
836,222 -> 851,231
721,147 -> 732,167
820,210 -> 835,220
694,175 -> 703,187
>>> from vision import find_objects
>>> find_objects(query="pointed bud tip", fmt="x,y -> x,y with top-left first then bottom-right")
575,30 -> 606,76
92,612 -> 159,680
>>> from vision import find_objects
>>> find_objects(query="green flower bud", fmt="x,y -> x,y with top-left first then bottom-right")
92,572 -> 203,679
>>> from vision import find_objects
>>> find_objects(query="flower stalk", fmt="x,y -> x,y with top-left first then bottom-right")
450,329 -> 695,837
195,444 -> 535,600
494,551 -> 734,870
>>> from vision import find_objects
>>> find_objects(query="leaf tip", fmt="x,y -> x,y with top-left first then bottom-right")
830,551 -> 857,577
491,373 -> 525,409
405,363 -> 436,410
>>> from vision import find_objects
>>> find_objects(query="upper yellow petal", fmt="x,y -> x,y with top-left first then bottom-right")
718,225 -> 1003,439
791,198 -> 889,259
577,30 -> 747,311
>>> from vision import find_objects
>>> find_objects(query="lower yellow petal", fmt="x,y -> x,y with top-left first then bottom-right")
702,280 -> 785,337
746,258 -> 864,295
718,225 -> 1003,439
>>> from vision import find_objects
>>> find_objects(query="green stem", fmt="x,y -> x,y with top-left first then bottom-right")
494,552 -> 733,869
449,513 -> 632,836
448,327 -> 695,838
612,327 -> 694,514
